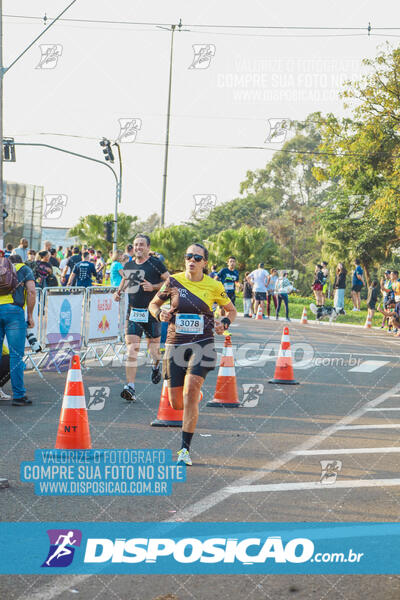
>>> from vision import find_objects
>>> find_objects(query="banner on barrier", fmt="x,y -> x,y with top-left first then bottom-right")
44,292 -> 83,345
87,291 -> 119,342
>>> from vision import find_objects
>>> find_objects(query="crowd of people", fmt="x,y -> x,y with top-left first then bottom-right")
313,259 -> 400,332
1,234 -> 399,466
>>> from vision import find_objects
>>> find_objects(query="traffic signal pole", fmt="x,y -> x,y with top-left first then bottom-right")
13,141 -> 120,249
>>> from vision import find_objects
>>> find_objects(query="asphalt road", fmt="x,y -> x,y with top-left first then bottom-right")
1,317 -> 400,599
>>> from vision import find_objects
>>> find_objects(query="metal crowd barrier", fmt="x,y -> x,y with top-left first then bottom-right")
22,286 -> 127,375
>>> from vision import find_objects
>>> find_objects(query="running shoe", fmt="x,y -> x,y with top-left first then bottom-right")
177,448 -> 192,466
121,385 -> 136,402
151,365 -> 162,384
286,318 -> 291,322
0,389 -> 11,400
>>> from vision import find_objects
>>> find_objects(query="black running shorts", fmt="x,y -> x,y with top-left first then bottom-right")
163,339 -> 217,387
125,310 -> 161,338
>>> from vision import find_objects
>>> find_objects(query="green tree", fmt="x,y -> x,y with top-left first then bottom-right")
315,44 -> 400,280
208,227 -> 278,272
150,225 -> 197,272
68,213 -> 138,253
133,213 -> 160,236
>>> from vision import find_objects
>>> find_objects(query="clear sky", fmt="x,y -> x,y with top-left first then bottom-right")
3,0 -> 400,228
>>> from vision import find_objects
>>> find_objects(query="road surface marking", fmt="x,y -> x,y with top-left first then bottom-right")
348,360 -> 389,373
366,407 -> 400,411
291,447 -> 400,455
227,479 -> 400,494
25,381 -> 400,600
337,424 -> 400,430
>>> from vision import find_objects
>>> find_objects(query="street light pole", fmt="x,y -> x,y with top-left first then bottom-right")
14,142 -> 120,249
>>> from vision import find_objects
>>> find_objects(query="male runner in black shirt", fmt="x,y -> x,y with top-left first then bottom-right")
113,234 -> 169,401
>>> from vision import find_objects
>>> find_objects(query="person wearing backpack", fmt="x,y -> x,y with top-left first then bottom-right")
0,255 -> 35,405
34,250 -> 57,288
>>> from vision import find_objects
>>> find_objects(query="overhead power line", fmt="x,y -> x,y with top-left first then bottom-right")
4,14 -> 400,31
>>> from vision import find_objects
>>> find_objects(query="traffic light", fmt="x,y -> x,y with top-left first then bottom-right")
99,138 -> 114,163
3,138 -> 16,162
104,221 -> 113,243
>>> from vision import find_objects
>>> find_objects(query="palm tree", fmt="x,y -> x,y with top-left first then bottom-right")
68,213 -> 138,252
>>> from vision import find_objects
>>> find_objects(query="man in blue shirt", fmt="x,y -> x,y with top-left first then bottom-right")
67,251 -> 97,287
351,258 -> 365,311
217,256 -> 240,305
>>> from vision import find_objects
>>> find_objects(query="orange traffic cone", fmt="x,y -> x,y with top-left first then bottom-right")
151,381 -> 203,426
55,354 -> 92,449
269,327 -> 299,385
151,381 -> 183,427
256,305 -> 263,320
207,334 -> 240,407
301,306 -> 308,324
364,313 -> 372,329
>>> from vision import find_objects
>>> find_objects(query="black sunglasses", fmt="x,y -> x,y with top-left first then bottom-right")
185,253 -> 205,262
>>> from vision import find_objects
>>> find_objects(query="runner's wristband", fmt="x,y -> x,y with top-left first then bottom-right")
154,308 -> 162,322
221,317 -> 231,330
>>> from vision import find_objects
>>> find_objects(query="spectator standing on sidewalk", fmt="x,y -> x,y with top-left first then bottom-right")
0,255 -> 36,405
321,261 -> 330,303
266,267 -> 278,318
249,262 -> 269,318
333,263 -> 347,311
366,280 -> 380,325
351,258 -> 365,311
242,272 -> 253,317
275,271 -> 295,322
11,238 -> 29,262
380,270 -> 393,329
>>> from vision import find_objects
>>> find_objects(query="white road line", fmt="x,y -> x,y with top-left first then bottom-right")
167,381 -> 400,522
348,360 -> 389,373
366,407 -> 400,411
26,576 -> 92,600
290,447 -> 400,455
337,424 -> 400,430
26,381 -> 400,600
227,479 -> 400,494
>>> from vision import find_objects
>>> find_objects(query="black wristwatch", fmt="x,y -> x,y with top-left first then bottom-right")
221,317 -> 231,330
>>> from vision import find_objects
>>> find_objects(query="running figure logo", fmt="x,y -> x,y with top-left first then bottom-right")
88,386 -> 110,410
188,44 -> 216,69
116,118 -> 142,143
36,44 -> 63,69
264,118 -> 291,144
44,194 -> 68,219
42,529 -> 82,567
193,194 -> 217,218
319,460 -> 342,485
242,384 -> 264,407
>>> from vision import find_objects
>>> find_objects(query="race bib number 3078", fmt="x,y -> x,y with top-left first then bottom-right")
175,314 -> 204,335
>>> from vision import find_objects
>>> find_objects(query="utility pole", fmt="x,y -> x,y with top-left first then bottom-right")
0,0 -> 4,249
114,142 -> 122,253
0,0 -> 78,249
160,20 -> 185,227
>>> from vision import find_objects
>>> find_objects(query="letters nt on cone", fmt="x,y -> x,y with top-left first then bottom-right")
55,354 -> 92,449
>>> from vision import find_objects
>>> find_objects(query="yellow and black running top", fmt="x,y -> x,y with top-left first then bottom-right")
156,272 -> 231,345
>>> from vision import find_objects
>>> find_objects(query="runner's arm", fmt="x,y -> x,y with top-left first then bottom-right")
149,294 -> 171,321
215,301 -> 237,334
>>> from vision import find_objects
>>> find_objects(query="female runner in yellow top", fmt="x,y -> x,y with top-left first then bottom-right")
149,243 -> 237,465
